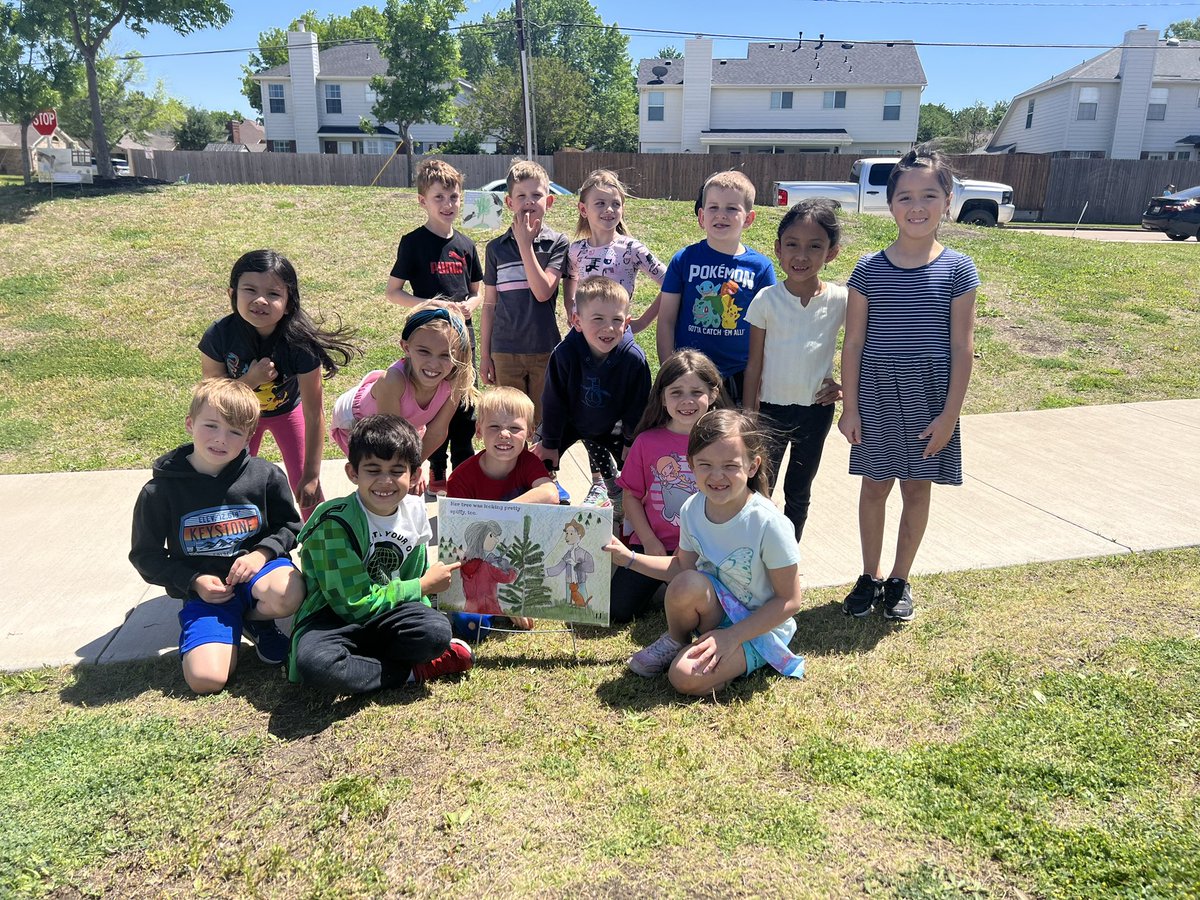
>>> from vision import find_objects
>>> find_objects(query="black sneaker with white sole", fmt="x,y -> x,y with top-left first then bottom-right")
882,577 -> 914,622
842,574 -> 883,618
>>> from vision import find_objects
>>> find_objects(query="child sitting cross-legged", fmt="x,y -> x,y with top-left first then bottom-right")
289,415 -> 474,694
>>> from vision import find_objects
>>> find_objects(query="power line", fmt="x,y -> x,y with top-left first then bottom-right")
814,0 -> 1200,5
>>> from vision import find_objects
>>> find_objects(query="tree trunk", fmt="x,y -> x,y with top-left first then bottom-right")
82,47 -> 113,180
18,115 -> 32,186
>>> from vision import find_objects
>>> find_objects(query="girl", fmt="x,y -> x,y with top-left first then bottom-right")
838,148 -> 979,623
565,169 -> 666,333
330,303 -> 478,492
744,199 -> 848,541
200,250 -> 359,520
610,349 -> 728,624
606,409 -> 805,697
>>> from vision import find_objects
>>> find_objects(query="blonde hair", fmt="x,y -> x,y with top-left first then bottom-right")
702,170 -> 756,210
416,158 -> 463,195
575,169 -> 629,239
475,386 -> 534,431
402,300 -> 480,406
505,159 -> 550,193
189,378 -> 260,434
573,275 -> 630,315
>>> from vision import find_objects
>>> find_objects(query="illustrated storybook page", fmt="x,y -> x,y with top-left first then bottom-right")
435,497 -> 613,626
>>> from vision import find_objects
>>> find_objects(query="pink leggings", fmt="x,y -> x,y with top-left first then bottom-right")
250,404 -> 322,520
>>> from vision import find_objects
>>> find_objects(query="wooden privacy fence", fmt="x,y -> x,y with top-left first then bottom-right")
1041,158 -> 1200,224
127,150 -> 552,190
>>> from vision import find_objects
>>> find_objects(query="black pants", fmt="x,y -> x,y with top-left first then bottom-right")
429,325 -> 477,479
293,603 -> 451,694
722,370 -> 746,407
547,423 -> 625,480
760,401 -> 836,541
609,545 -> 665,624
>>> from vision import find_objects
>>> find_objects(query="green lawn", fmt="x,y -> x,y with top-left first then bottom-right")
0,181 -> 1197,474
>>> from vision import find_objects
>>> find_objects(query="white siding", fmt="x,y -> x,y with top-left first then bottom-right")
1111,27 -> 1158,159
1063,82 -> 1118,153
259,80 -> 296,142
287,30 -> 321,154
707,86 -> 918,144
680,39 -> 713,153
638,87 -> 683,145
1142,83 -> 1199,151
993,84 -> 1070,153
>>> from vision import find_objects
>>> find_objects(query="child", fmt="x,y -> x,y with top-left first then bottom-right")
535,276 -> 652,510
130,378 -> 306,694
330,303 -> 476,480
564,169 -> 666,332
480,159 -> 570,427
654,171 -> 776,406
605,409 -> 804,696
200,249 -> 359,520
611,349 -> 728,623
838,148 -> 979,623
290,415 -> 475,694
386,158 -> 483,493
744,199 -> 848,541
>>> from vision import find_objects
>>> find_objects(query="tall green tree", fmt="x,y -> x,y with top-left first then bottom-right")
173,105 -> 224,149
240,7 -> 386,114
24,0 -> 230,178
1165,17 -> 1200,40
0,1 -> 78,183
373,0 -> 465,185
655,45 -> 683,59
57,54 -> 180,159
917,103 -> 955,143
459,56 -> 591,154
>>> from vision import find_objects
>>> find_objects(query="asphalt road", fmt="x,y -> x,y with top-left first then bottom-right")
1016,227 -> 1194,243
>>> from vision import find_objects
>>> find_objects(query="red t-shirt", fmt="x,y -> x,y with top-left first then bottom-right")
446,450 -> 549,502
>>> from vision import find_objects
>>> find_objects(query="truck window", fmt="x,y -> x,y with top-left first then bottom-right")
867,164 -> 893,187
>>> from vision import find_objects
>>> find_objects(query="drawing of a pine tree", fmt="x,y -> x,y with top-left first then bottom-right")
498,515 -> 553,611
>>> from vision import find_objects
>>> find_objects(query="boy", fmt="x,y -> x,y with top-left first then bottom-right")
386,158 -> 483,494
480,160 -> 569,427
535,276 -> 651,509
445,386 -> 559,504
654,171 -> 776,406
290,415 -> 474,694
130,378 -> 306,695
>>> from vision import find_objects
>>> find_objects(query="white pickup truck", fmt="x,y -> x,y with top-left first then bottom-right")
774,158 -> 1015,227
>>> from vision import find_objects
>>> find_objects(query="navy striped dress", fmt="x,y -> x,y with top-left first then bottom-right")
846,248 -> 980,484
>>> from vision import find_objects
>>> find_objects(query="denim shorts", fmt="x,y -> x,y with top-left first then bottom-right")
178,557 -> 295,655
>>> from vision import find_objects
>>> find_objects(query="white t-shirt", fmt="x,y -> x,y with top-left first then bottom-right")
745,281 -> 848,406
677,491 -> 800,645
357,493 -> 432,584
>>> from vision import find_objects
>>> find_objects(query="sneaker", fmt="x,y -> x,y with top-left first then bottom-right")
605,477 -> 624,522
628,632 -> 685,677
425,478 -> 448,499
555,481 -> 571,505
582,481 -> 612,508
411,638 -> 476,682
882,578 -> 915,622
243,618 -> 290,666
842,574 -> 883,618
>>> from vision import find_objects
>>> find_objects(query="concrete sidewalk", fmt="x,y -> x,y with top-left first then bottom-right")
1,400 -> 1197,671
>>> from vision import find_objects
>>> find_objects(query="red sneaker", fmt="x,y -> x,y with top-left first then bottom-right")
411,638 -> 475,683
425,478 -> 449,499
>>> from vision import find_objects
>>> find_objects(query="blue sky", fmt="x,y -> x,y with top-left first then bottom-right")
115,0 -> 1197,117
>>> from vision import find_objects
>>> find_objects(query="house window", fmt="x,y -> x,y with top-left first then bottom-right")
365,86 -> 378,107
770,90 -> 793,110
363,139 -> 389,155
883,90 -> 901,121
1142,150 -> 1192,160
268,84 -> 285,115
647,91 -> 664,121
1077,87 -> 1098,121
1025,99 -> 1035,129
325,84 -> 342,114
1147,88 -> 1167,121
823,90 -> 846,109
270,140 -> 295,153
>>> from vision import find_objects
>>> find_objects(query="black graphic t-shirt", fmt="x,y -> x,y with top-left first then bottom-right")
198,314 -> 321,418
390,226 -> 483,306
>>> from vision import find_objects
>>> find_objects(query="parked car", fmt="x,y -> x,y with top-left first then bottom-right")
1141,185 -> 1200,240
478,178 -> 573,195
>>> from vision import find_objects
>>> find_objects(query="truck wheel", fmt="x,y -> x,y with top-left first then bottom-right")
960,208 -> 997,227
1167,233 -> 1189,241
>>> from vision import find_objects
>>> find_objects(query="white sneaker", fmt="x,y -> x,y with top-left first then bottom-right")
582,481 -> 612,508
628,632 -> 685,677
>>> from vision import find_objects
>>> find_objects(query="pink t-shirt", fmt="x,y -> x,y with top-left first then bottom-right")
616,427 -> 697,552
329,359 -> 452,452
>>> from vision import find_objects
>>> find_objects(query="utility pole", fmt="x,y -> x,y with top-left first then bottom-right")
515,0 -> 536,158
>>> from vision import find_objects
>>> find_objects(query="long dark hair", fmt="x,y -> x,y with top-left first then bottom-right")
228,249 -> 361,379
632,349 -> 729,439
687,408 -> 773,498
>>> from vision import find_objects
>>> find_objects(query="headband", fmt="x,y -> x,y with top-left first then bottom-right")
402,306 -> 469,347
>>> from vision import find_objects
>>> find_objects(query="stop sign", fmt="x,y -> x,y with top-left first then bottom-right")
32,109 -> 57,136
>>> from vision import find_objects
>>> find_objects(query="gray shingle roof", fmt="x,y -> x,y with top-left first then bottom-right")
256,40 -> 388,79
1019,39 -> 1200,95
639,40 -> 925,88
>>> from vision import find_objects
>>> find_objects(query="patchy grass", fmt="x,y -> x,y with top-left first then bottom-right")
1,550 -> 1198,897
0,182 -> 1196,474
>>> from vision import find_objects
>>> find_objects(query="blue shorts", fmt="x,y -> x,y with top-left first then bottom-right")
178,557 -> 295,656
718,615 -> 768,676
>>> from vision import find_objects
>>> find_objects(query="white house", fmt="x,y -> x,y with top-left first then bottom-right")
252,28 -> 494,155
637,37 -> 924,155
988,26 -> 1200,160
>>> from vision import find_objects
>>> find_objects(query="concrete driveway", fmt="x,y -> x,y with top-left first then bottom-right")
1016,227 -> 1193,243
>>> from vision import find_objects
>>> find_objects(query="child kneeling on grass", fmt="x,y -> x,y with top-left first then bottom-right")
289,415 -> 474,694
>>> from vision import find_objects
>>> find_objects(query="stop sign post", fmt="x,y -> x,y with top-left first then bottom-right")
32,109 -> 57,137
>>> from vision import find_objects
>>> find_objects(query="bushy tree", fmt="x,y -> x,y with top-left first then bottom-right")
655,45 -> 683,59
439,129 -> 485,154
1165,17 -> 1200,40
917,103 -> 954,143
173,105 -> 225,149
459,56 -> 591,154
57,54 -> 180,159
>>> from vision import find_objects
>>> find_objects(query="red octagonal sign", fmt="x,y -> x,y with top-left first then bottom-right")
32,109 -> 57,136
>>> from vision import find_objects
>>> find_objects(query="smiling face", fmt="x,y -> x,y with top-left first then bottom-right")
186,402 -> 251,475
888,168 -> 951,240
232,270 -> 290,337
572,295 -> 629,358
699,186 -> 755,249
663,371 -> 715,434
578,184 -> 623,242
690,434 -> 759,517
347,453 -> 414,516
776,217 -> 839,292
402,326 -> 455,392
477,409 -> 531,468
418,182 -> 462,235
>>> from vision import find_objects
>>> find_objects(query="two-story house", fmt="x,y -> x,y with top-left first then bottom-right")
637,37 -> 924,155
988,26 -> 1200,160
252,27 -> 494,155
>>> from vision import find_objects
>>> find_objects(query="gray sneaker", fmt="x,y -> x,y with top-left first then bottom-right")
882,578 -> 914,622
628,632 -> 685,677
